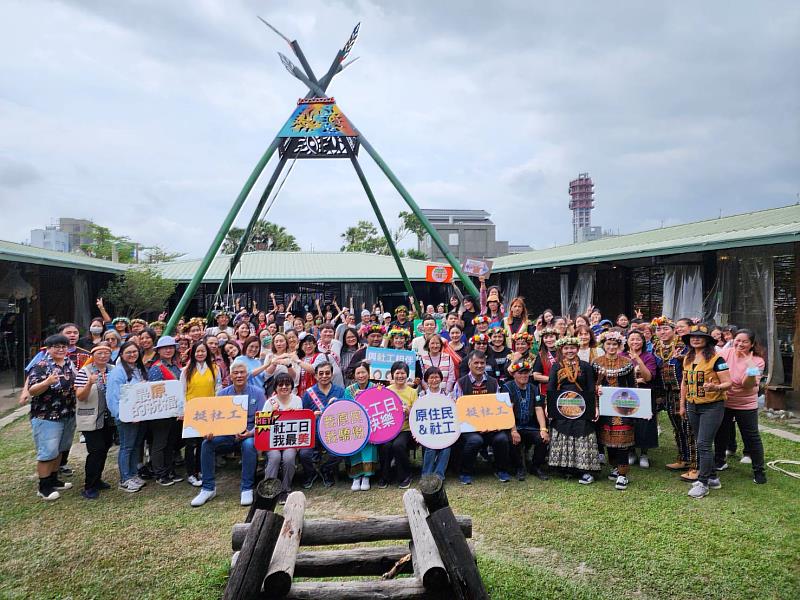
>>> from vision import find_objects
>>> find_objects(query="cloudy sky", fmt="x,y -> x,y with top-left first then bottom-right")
1,1 -> 798,258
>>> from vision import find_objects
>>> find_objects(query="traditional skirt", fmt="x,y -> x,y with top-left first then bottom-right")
347,443 -> 378,478
598,416 -> 635,448
548,422 -> 600,472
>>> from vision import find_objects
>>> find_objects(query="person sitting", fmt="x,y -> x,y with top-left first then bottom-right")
190,358 -> 266,507
264,373 -> 303,504
505,360 -> 550,482
299,362 -> 345,488
452,350 -> 511,484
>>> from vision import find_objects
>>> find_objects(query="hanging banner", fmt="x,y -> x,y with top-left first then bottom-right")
409,393 -> 460,449
365,347 -> 416,381
456,393 -> 514,433
462,258 -> 493,278
413,318 -> 444,337
254,409 -> 316,451
599,387 -> 653,419
182,395 -> 249,438
119,380 -> 184,423
354,387 -> 406,445
426,265 -> 454,283
317,399 -> 371,456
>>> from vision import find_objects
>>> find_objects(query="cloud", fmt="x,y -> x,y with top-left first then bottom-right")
0,158 -> 42,188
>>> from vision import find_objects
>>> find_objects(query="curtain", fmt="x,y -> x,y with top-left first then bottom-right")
341,283 -> 376,315
502,272 -> 520,306
560,273 -> 569,317
567,266 -> 594,318
73,272 -> 90,327
662,265 -> 703,320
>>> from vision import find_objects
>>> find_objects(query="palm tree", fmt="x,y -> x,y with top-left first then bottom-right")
222,221 -> 300,254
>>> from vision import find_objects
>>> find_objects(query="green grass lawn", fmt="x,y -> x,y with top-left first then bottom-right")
0,413 -> 798,600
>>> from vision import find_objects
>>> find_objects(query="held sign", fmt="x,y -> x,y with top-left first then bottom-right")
409,393 -> 460,449
365,347 -> 416,382
462,258 -> 493,278
317,400 -> 371,457
182,395 -> 249,438
119,380 -> 184,423
254,409 -> 316,451
456,393 -> 514,433
426,265 -> 454,283
354,386 -> 406,445
599,387 -> 653,419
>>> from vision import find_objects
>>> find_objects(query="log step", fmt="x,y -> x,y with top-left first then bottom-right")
283,578 -> 434,600
293,545 -> 412,578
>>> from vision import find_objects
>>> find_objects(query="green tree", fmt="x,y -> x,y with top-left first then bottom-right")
80,223 -> 137,263
143,246 -> 185,263
222,221 -> 299,254
404,248 -> 428,260
100,265 -> 177,318
398,210 -> 427,242
340,220 -> 391,254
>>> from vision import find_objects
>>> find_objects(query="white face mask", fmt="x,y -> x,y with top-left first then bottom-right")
90,326 -> 103,334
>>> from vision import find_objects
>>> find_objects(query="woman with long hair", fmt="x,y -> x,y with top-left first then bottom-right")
624,329 -> 657,468
181,341 -> 220,487
138,327 -> 158,368
339,327 -> 362,386
343,362 -> 379,491
420,334 -> 456,394
576,325 -> 603,364
296,334 -> 320,397
503,297 -> 529,346
264,332 -> 298,393
713,329 -> 767,484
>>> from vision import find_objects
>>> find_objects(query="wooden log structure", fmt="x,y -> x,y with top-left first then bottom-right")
418,474 -> 450,514
291,546 -> 412,578
402,489 -> 448,592
261,491 -> 306,598
232,515 -> 472,551
245,478 -> 283,524
224,509 -> 284,600
283,579 -> 434,600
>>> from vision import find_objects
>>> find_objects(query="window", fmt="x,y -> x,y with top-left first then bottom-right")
448,233 -> 459,246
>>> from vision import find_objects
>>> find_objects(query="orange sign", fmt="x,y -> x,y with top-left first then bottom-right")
426,265 -> 454,283
456,393 -> 514,432
181,395 -> 249,438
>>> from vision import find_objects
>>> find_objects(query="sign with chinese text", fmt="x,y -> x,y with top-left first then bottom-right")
365,347 -> 416,382
409,393 -> 460,449
354,386 -> 406,445
317,400 -> 371,456
254,409 -> 316,451
426,265 -> 454,283
181,395 -> 249,438
599,387 -> 652,419
456,392 -> 514,433
119,380 -> 183,423
462,258 -> 493,278
555,391 -> 586,420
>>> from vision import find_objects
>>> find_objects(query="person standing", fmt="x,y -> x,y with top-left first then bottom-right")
147,336 -> 183,487
503,297 -> 530,347
624,330 -> 657,468
680,324 -> 732,498
181,341 -> 221,487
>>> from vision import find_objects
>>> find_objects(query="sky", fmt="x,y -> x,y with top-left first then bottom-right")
1,1 -> 798,259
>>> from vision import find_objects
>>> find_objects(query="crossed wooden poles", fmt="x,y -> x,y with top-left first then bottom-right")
166,19 -> 480,334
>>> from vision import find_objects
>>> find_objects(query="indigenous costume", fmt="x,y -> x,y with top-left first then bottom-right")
651,316 -> 697,470
343,382 -> 379,479
546,338 -> 600,474
533,329 -> 559,398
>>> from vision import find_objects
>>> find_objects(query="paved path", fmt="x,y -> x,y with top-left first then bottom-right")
0,406 -> 27,430
759,424 -> 800,443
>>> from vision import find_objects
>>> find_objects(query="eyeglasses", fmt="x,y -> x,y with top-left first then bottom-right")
276,382 -> 292,388
50,344 -> 68,350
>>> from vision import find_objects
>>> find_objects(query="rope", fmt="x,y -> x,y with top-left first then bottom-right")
767,459 -> 800,479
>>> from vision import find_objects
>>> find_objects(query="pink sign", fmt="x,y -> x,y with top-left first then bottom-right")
355,387 -> 405,445
317,400 -> 371,457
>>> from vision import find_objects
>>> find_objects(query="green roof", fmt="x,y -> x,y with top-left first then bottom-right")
153,251 -> 444,283
0,239 -> 128,273
493,204 -> 800,273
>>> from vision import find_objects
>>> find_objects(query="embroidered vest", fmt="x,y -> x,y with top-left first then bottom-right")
683,354 -> 726,404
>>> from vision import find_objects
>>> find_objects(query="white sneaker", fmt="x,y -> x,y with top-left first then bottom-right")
360,477 -> 371,491
639,455 -> 650,469
351,477 -> 362,492
598,453 -> 606,465
688,481 -> 709,499
615,475 -> 629,490
187,475 -> 203,487
118,480 -> 141,493
37,489 -> 61,501
708,477 -> 722,490
240,489 -> 254,506
628,451 -> 637,466
740,455 -> 752,464
191,488 -> 216,507
131,476 -> 146,487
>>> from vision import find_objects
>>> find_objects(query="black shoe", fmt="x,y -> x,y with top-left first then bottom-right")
302,473 -> 319,490
398,477 -> 412,489
753,471 -> 767,485
51,478 -> 73,491
156,476 -> 175,487
321,472 -> 335,488
81,488 -> 100,500
516,468 -> 526,481
58,466 -> 74,477
278,491 -> 288,505
532,468 -> 550,481
138,465 -> 155,480
377,479 -> 388,489
169,472 -> 184,483
96,480 -> 112,490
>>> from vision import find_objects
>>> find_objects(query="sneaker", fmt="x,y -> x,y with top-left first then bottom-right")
81,488 -> 100,500
398,477 -> 412,489
190,488 -> 216,507
377,478 -> 389,489
240,489 -> 254,506
688,481 -> 709,498
321,473 -> 335,488
51,479 -> 73,491
137,465 -> 154,480
716,462 -> 729,472
578,473 -> 594,485
639,455 -> 650,469
628,451 -> 637,466
302,473 -> 319,490
615,475 -> 629,490
170,472 -> 184,483
131,476 -> 147,488
58,465 -> 74,477
37,488 -> 60,501
680,469 -> 699,482
708,477 -> 722,489
360,477 -> 371,491
608,468 -> 619,481
725,449 -> 735,457
96,480 -> 112,490
187,475 -> 203,488
740,455 -> 752,464
79,434 -> 86,443
531,467 -> 550,481
351,477 -> 362,492
118,480 -> 141,493
459,474 -> 473,485
753,471 -> 767,485
278,491 -> 288,505
157,476 -> 175,487
495,471 -> 511,483
516,468 -> 526,481
598,453 -> 606,465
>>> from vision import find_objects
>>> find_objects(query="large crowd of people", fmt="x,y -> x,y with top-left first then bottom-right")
20,278 -> 768,506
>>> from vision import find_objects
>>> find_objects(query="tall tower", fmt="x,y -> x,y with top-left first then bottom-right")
569,172 -> 594,243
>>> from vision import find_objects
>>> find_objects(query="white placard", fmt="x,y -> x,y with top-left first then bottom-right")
409,393 -> 461,449
119,380 -> 184,422
599,386 -> 652,419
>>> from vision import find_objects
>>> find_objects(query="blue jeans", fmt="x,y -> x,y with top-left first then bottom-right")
31,416 -> 76,462
200,435 -> 257,492
422,447 -> 451,479
116,419 -> 144,482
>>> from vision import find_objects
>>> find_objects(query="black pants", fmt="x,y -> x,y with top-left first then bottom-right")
149,418 -> 175,478
714,407 -> 764,473
83,422 -> 114,491
378,431 -> 413,483
460,431 -> 510,475
510,429 -> 548,471
184,438 -> 202,478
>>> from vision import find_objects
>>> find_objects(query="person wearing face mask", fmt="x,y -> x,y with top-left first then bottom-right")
79,318 -> 106,349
